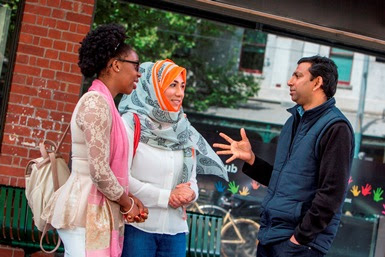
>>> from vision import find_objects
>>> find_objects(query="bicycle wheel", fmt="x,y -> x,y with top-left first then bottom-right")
198,205 -> 228,217
221,218 -> 260,257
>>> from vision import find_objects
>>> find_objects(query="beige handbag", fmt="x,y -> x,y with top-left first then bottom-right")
25,125 -> 71,252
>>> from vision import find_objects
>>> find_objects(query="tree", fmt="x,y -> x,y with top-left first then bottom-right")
94,0 -> 260,111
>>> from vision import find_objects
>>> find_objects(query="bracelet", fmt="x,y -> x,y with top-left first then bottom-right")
120,197 -> 135,215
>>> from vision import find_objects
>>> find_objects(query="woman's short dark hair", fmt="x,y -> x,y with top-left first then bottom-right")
78,23 -> 133,77
298,55 -> 338,98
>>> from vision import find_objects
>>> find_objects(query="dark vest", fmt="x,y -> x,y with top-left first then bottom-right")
258,98 -> 354,254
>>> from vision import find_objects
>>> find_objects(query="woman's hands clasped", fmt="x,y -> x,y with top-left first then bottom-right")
168,182 -> 195,209
120,193 -> 148,223
213,128 -> 255,165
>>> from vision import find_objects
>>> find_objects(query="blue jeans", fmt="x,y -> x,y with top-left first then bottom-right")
122,225 -> 186,257
257,239 -> 324,257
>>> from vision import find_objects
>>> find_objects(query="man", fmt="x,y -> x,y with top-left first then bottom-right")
214,55 -> 354,257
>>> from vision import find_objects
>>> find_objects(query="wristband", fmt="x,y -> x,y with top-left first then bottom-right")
120,197 -> 135,215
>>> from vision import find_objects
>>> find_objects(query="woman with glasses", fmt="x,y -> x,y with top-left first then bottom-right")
42,24 -> 148,257
118,59 -> 228,257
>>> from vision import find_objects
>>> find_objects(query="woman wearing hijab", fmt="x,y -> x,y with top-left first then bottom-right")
118,59 -> 228,257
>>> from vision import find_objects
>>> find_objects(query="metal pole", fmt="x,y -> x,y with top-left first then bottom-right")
354,55 -> 369,158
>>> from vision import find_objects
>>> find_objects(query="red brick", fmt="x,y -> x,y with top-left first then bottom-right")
49,60 -> 63,70
18,33 -> 33,44
27,118 -> 41,127
77,23 -> 91,34
0,165 -> 24,177
31,97 -> 44,108
24,3 -> 51,16
52,9 -> 65,19
64,102 -> 76,112
43,17 -> 57,28
16,54 -> 29,64
46,131 -> 61,141
66,12 -> 91,24
69,23 -> 77,32
22,13 -> 37,24
36,58 -> 50,68
41,69 -> 55,79
0,175 -> 11,185
48,29 -> 61,39
5,124 -> 32,137
40,38 -> 53,48
13,63 -> 41,76
46,0 -> 60,8
16,178 -> 26,188
66,43 -> 74,52
0,155 -> 13,165
22,24 -> 49,37
35,109 -> 49,119
31,128 -> 46,141
63,63 -> 70,72
59,52 -> 77,63
60,0 -> 74,11
29,56 -> 37,66
4,113 -> 20,124
53,40 -> 66,51
57,71 -> 82,84
18,43 -> 45,57
1,145 -> 29,159
70,63 -> 80,73
50,112 -> 71,123
41,120 -> 54,130
12,74 -> 27,84
43,99 -> 57,109
47,80 -> 60,90
6,104 -> 35,116
57,101 -> 64,111
67,83 -> 80,94
19,116 -> 28,126
38,89 -> 52,99
44,49 -> 59,59
8,94 -> 23,104
53,91 -> 75,103
12,156 -> 21,166
10,84 -> 38,96
36,15 -> 43,25
62,31 -> 84,44
21,95 -> 31,105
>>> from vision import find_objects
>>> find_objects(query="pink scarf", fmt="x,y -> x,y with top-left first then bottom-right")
85,79 -> 129,257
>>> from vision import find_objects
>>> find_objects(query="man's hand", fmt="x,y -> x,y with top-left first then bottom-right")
213,128 -> 255,165
290,235 -> 300,245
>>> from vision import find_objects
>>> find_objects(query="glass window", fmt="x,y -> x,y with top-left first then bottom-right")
330,47 -> 353,85
239,29 -> 267,73
0,0 -> 24,146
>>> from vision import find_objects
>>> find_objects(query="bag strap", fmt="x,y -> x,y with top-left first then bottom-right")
49,152 -> 60,191
55,124 -> 71,154
40,223 -> 61,253
133,113 -> 141,157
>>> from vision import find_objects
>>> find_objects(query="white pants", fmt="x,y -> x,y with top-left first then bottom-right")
57,227 -> 86,257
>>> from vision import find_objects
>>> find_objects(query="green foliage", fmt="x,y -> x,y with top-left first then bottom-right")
94,1 -> 260,111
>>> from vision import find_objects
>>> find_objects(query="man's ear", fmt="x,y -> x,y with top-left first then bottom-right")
313,76 -> 323,91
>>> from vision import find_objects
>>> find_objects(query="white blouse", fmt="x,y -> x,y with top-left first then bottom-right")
124,120 -> 198,235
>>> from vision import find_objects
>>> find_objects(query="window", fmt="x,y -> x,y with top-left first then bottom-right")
239,29 -> 267,74
0,0 -> 24,145
330,47 -> 353,85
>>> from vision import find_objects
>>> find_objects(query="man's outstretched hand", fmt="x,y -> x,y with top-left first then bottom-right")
213,128 -> 255,165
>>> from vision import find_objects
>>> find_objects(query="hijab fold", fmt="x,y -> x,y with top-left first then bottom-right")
119,60 -> 228,183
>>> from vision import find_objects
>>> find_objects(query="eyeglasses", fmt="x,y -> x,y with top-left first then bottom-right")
116,59 -> 140,72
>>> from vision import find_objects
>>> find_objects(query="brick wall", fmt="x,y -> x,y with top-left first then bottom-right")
0,0 -> 95,189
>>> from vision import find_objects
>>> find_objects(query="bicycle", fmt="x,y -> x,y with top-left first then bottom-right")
190,201 -> 260,257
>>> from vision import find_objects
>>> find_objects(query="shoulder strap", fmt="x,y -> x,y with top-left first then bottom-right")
133,113 -> 141,157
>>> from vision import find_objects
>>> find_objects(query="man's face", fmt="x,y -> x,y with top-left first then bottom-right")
287,62 -> 317,109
